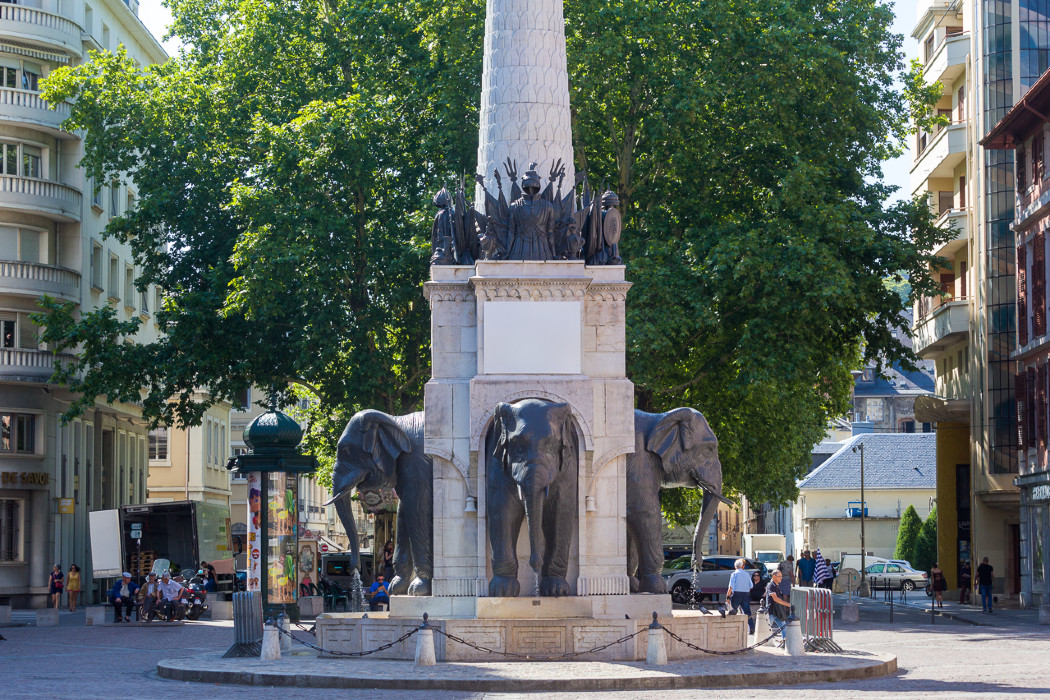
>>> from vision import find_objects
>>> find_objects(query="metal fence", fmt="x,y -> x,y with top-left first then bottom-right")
790,586 -> 840,652
222,591 -> 264,658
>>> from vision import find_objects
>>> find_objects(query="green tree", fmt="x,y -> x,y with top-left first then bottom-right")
38,0 -> 951,505
895,505 -> 923,563
912,506 -> 938,574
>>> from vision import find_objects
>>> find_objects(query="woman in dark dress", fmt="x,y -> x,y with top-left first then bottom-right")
930,563 -> 947,608
749,571 -> 764,605
48,565 -> 64,609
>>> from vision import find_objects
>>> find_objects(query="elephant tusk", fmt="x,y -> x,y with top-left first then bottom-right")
323,487 -> 352,506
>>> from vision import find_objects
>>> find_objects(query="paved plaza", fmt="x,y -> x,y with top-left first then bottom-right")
1,597 -> 1048,698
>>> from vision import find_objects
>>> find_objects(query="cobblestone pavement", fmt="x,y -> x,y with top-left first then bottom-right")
1,603 -> 1048,699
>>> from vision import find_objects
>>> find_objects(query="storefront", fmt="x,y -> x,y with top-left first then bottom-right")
1018,473 -> 1050,611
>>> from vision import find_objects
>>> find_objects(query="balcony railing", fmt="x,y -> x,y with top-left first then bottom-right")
0,87 -> 70,134
0,4 -> 82,57
0,259 -> 80,301
0,347 -> 74,382
914,297 -> 969,358
0,175 -> 82,221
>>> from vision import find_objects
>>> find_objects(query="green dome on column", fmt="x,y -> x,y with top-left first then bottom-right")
242,408 -> 304,454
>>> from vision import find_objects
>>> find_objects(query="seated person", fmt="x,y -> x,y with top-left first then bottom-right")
368,573 -> 390,611
197,569 -> 216,593
157,571 -> 185,620
137,572 -> 162,621
765,569 -> 792,641
110,572 -> 140,623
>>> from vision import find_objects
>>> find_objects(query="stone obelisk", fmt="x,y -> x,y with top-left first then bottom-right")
475,0 -> 575,205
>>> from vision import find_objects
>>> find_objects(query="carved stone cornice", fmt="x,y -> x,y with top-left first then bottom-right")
469,276 -> 591,302
424,281 -> 476,304
586,282 -> 632,302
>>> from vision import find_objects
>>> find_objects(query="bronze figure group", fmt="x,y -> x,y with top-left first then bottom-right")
430,159 -> 622,265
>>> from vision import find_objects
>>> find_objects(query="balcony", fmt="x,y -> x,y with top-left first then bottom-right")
0,175 -> 81,222
0,88 -> 70,137
0,4 -> 82,60
931,208 -> 968,259
0,260 -> 80,302
912,122 -> 967,195
923,32 -> 969,88
914,298 -> 968,359
0,347 -> 72,383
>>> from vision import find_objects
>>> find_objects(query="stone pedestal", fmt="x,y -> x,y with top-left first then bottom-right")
0,604 -> 10,624
209,600 -> 233,621
85,606 -> 107,626
389,594 -> 670,621
1039,604 -> 1050,625
298,596 -> 324,619
424,261 -> 633,599
316,610 -> 746,661
36,608 -> 58,626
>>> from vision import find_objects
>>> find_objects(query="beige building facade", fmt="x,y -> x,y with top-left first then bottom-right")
145,397 -> 232,507
0,0 -> 164,606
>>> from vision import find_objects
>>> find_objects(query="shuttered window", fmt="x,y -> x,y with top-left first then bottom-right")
1018,372 -> 1029,451
1036,133 -> 1045,182
1037,232 -> 1047,337
0,499 -> 20,562
1019,243 -> 1029,346
1029,368 -> 1039,451
1040,362 -> 1049,446
1020,144 -> 1028,192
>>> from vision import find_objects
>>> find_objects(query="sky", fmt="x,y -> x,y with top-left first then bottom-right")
134,0 -> 923,202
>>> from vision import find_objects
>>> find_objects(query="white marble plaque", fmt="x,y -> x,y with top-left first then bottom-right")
482,301 -> 581,374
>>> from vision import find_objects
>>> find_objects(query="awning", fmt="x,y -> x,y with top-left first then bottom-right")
913,394 -> 970,424
0,40 -> 72,63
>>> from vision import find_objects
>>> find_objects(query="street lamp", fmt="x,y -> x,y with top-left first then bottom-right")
852,442 -> 868,596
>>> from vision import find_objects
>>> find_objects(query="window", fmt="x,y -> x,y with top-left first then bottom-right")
0,142 -> 42,178
90,242 -> 103,289
124,265 -> 134,307
148,427 -> 168,461
21,145 -> 40,178
1,318 -> 13,348
89,177 -> 103,209
938,191 -> 953,215
234,387 -> 250,410
0,225 -> 41,263
957,86 -> 965,122
924,34 -> 934,63
1036,133 -> 1045,182
140,287 -> 149,314
1019,144 -> 1028,192
0,413 -> 35,453
959,176 -> 966,208
1,143 -> 16,175
901,420 -> 916,433
110,183 -> 119,215
108,254 -> 119,300
0,499 -> 21,562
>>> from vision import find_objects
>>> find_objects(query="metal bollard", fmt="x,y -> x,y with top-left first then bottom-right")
646,612 -> 667,665
260,620 -> 281,660
414,613 -> 436,667
889,594 -> 893,623
278,612 -> 292,652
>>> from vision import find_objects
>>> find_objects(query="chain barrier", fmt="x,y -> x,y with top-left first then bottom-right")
274,620 -> 418,657
292,621 -> 316,636
433,625 -> 647,660
661,626 -> 779,655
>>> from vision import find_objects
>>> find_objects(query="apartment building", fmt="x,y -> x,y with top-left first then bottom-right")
909,0 -> 1050,602
145,396 -> 232,507
0,0 -> 165,606
982,68 -> 1050,610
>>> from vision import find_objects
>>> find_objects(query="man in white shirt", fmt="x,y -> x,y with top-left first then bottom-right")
726,558 -> 756,635
158,572 -> 185,620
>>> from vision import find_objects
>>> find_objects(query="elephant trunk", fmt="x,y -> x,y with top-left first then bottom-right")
523,489 -> 546,574
326,474 -> 366,572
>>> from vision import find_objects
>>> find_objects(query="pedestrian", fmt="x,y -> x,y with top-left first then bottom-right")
381,541 -> 395,581
157,571 -> 183,620
747,575 -> 764,608
110,572 -> 140,623
368,573 -> 390,611
778,555 -> 795,585
959,560 -> 972,605
64,564 -> 81,613
726,558 -> 756,636
976,556 -> 995,613
796,550 -> 816,587
930,562 -> 946,608
138,572 -> 162,621
199,560 -> 217,581
812,549 -> 832,588
765,569 -> 792,643
48,565 -> 63,609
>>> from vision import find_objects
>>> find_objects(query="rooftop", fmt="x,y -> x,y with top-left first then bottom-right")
798,433 -> 936,490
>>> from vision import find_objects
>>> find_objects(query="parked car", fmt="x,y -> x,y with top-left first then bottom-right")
864,562 -> 928,591
663,555 -> 770,605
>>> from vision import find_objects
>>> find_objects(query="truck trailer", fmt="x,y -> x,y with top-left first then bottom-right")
741,533 -> 787,573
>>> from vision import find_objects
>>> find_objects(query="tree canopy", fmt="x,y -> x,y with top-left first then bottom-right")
912,506 -> 938,574
40,0 -> 951,504
895,504 -> 923,563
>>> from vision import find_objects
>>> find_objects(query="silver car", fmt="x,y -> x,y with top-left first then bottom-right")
865,562 -> 928,591
662,555 -> 769,605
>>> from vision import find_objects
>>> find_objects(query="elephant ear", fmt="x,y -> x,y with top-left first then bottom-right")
552,403 -> 578,472
646,408 -> 712,473
359,410 -> 412,469
491,403 -> 515,469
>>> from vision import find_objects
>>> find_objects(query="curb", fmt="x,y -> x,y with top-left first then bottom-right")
156,652 -> 897,691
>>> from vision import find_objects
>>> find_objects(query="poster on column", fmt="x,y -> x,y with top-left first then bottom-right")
266,471 -> 298,604
247,472 -> 262,592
